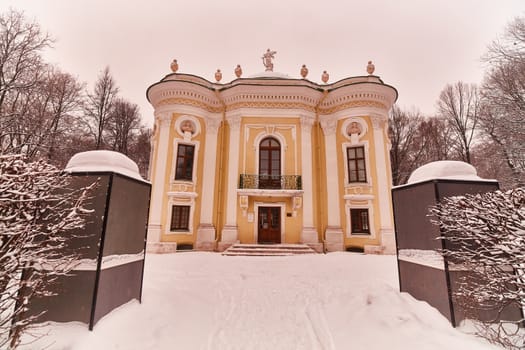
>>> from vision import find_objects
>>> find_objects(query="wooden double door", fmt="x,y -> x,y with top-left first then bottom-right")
258,206 -> 281,244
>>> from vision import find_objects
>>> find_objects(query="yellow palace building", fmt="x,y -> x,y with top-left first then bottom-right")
146,52 -> 398,254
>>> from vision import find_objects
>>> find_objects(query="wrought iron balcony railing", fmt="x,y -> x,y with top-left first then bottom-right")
239,174 -> 302,190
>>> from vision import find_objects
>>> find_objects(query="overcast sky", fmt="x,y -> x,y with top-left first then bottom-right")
3,0 -> 524,126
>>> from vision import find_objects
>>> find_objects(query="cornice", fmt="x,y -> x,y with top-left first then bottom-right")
147,73 -> 398,115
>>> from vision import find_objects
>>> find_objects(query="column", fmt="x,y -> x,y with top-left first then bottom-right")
371,113 -> 396,254
320,117 -> 344,251
196,117 -> 221,250
300,116 -> 319,244
219,115 -> 241,247
147,111 -> 172,246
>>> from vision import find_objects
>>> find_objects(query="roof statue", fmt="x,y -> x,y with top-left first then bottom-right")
262,49 -> 277,71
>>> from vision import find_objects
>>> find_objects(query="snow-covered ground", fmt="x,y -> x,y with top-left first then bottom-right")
20,252 -> 499,350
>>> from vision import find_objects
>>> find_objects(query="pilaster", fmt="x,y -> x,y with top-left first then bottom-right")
370,113 -> 396,254
147,111 -> 172,248
299,116 -> 319,246
196,117 -> 222,251
320,117 -> 344,251
219,115 -> 241,248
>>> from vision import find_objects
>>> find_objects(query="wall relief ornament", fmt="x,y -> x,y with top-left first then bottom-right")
346,121 -> 362,136
174,115 -> 201,140
341,117 -> 368,144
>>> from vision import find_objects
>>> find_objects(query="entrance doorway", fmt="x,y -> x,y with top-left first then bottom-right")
258,206 -> 281,244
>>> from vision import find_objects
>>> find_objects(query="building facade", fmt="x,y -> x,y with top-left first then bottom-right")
146,56 -> 398,253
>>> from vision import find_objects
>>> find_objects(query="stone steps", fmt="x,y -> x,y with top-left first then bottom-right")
222,243 -> 317,256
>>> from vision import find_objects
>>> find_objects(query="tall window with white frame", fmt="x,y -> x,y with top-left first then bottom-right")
175,144 -> 195,181
350,208 -> 370,235
347,146 -> 367,183
170,205 -> 190,231
259,137 -> 281,189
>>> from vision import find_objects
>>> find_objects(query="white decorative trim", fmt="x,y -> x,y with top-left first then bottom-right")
341,140 -> 373,187
253,131 -> 287,176
345,198 -> 376,238
344,194 -> 374,201
224,115 -> 242,226
320,118 -> 337,136
205,117 -> 221,134
370,113 -> 387,130
237,189 -> 303,197
200,122 -> 220,224
170,138 -> 200,185
253,202 -> 286,243
323,129 -> 341,227
148,111 -> 173,243
165,192 -> 198,235
227,115 -> 241,131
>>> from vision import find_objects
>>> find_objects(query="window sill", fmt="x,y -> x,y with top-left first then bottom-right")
166,230 -> 192,236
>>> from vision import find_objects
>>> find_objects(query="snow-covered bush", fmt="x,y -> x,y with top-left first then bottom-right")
430,187 -> 524,349
0,155 -> 95,349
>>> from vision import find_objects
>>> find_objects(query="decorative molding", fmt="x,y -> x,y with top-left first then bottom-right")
370,114 -> 387,129
158,98 -> 223,113
205,117 -> 221,134
155,111 -> 172,127
300,115 -> 314,131
227,115 -> 242,131
320,118 -> 337,136
319,100 -> 387,115
226,101 -> 316,112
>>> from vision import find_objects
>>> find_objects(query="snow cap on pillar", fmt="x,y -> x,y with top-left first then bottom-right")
407,160 -> 486,185
65,150 -> 146,182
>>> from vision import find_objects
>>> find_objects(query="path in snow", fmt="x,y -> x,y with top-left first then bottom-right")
19,252 -> 499,350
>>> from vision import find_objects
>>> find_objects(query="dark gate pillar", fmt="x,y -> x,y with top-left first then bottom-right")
25,151 -> 151,330
392,161 -> 522,326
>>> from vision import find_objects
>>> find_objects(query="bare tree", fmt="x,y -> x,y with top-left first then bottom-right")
483,16 -> 525,64
0,155 -> 94,348
479,16 -> 525,187
389,107 -> 457,185
84,66 -> 119,149
389,105 -> 424,185
128,126 -> 152,179
106,98 -> 140,155
0,9 -> 52,156
437,82 -> 481,164
430,188 -> 525,349
43,68 -> 85,165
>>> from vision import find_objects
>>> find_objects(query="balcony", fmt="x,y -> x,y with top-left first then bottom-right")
239,174 -> 302,190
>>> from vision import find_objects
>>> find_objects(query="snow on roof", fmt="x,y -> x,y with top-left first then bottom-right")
406,160 -> 494,185
64,150 -> 146,182
247,71 -> 292,79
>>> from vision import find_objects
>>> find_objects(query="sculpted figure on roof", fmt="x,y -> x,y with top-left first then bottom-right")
262,48 -> 277,71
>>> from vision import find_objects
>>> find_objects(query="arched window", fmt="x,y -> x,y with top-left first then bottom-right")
259,137 -> 281,189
